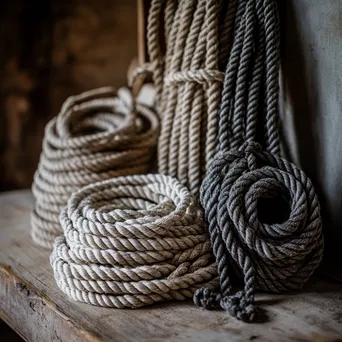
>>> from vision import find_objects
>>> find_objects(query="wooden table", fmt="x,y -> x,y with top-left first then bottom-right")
1,190 -> 342,342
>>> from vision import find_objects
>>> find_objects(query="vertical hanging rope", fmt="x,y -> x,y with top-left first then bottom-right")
194,0 -> 324,322
148,0 -> 241,195
31,87 -> 159,248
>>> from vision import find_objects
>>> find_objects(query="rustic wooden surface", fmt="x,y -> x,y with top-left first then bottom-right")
0,190 -> 342,342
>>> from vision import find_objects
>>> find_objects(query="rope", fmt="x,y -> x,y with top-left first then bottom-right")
147,0 -> 241,195
31,87 -> 159,249
49,0 -> 231,306
193,0 -> 324,322
50,174 -> 218,308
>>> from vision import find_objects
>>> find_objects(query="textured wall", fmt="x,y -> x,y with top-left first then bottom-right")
279,0 -> 342,260
0,0 -> 137,190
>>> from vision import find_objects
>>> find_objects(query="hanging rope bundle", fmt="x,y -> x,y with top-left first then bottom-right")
50,174 -> 218,308
148,0 -> 241,195
194,0 -> 324,322
31,87 -> 159,249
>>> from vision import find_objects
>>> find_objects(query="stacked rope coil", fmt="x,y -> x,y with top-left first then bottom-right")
31,87 -> 159,249
148,0 -> 242,195
193,0 -> 324,322
50,174 -> 218,308
48,0 -> 232,306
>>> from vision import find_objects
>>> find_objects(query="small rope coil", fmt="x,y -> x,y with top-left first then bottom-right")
31,87 -> 159,249
194,0 -> 324,322
51,174 -> 218,308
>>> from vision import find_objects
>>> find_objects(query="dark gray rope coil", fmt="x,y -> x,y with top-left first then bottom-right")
193,0 -> 324,322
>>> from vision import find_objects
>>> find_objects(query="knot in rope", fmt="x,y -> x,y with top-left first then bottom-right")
220,291 -> 255,322
194,289 -> 255,322
51,174 -> 218,308
31,87 -> 159,248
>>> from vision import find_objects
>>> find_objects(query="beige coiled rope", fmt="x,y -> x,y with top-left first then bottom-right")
48,0 -> 244,309
51,174 -> 218,308
31,87 -> 159,248
148,0 -> 239,195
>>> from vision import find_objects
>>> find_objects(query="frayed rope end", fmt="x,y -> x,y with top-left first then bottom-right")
194,288 -> 255,323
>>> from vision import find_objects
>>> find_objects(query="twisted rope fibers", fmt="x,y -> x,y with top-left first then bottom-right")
51,174 -> 218,308
49,0 -> 230,306
31,87 -> 159,248
148,0 -> 242,195
193,0 -> 324,322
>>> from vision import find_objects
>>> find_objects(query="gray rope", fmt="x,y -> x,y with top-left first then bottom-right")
194,0 -> 324,322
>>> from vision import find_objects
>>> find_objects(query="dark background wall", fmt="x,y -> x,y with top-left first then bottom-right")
0,0 -> 137,191
279,0 -> 342,261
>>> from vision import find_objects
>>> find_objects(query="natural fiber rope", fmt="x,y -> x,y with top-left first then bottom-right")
31,87 -> 159,248
148,0 -> 242,195
193,0 -> 324,322
50,174 -> 218,308
48,0 -> 230,306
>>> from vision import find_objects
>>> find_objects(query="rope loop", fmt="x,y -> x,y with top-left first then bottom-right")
129,60 -> 164,100
195,141 -> 324,322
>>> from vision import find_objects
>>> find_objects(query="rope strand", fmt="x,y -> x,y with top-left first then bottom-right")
194,0 -> 324,322
31,87 -> 159,248
148,0 -> 237,195
51,174 -> 218,308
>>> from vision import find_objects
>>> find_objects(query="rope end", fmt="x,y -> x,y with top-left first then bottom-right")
193,288 -> 221,310
220,291 -> 255,323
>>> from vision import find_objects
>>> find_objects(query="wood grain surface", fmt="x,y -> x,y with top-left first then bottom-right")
0,190 -> 342,342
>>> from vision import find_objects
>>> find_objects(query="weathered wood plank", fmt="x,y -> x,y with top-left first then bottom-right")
0,190 -> 342,342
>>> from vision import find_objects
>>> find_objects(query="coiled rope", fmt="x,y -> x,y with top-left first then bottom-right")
148,0 -> 242,195
49,0 -> 236,306
51,174 -> 218,308
31,87 -> 159,248
193,0 -> 324,322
